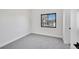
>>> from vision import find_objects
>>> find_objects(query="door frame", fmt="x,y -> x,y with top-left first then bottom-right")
63,9 -> 71,44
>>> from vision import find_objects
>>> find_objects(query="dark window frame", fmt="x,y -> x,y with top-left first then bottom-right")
41,13 -> 56,28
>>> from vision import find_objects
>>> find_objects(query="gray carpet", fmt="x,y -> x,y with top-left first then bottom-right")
1,33 -> 70,49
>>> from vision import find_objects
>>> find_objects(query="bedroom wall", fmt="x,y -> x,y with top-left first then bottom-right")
70,10 -> 77,48
0,9 -> 31,47
31,9 -> 63,38
76,11 -> 79,43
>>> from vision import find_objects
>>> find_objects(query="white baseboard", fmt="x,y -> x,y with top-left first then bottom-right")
0,33 -> 31,48
32,32 -> 63,39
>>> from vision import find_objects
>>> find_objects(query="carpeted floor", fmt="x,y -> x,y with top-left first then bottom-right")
1,33 -> 70,49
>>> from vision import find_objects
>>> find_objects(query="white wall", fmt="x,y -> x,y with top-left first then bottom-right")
0,9 -> 31,47
77,12 -> 79,30
70,10 -> 77,49
76,11 -> 79,43
31,9 -> 63,38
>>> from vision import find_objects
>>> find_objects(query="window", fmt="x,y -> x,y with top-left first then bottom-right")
41,13 -> 56,28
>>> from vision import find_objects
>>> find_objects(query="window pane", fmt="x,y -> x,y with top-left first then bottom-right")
48,14 -> 56,21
